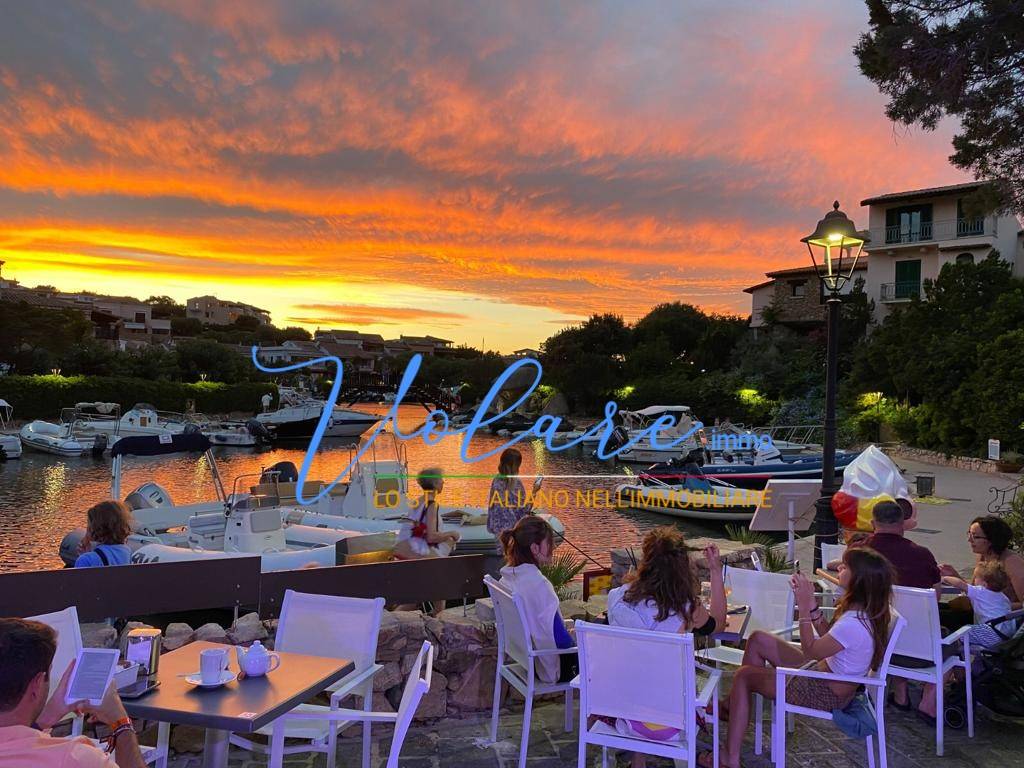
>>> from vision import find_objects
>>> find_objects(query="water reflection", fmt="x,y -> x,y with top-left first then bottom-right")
0,405 -> 722,572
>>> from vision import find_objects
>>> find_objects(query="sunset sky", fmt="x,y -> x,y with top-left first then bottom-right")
0,1 -> 967,352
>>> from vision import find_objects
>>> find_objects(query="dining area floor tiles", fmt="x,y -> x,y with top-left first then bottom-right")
152,695 -> 1015,768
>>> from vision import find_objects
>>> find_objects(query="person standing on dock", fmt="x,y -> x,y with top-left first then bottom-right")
486,448 -> 541,577
74,501 -> 133,568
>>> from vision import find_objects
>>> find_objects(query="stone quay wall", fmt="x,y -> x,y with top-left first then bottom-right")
886,445 -> 1012,474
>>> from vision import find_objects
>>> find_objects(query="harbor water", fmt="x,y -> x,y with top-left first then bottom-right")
0,404 -> 726,572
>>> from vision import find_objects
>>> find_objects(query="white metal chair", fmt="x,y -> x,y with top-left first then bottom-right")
484,575 -> 576,768
29,607 -> 169,767
229,590 -> 385,768
821,542 -> 847,569
887,585 -> 974,756
574,620 -> 722,768
274,640 -> 434,768
699,567 -> 796,758
772,613 -> 907,768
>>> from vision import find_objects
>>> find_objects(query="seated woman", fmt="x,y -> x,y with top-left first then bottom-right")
940,515 -> 1024,614
496,516 -> 577,683
714,548 -> 895,768
606,527 -> 726,768
74,500 -> 134,567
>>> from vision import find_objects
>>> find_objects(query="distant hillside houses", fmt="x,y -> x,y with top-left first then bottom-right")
187,295 -> 271,326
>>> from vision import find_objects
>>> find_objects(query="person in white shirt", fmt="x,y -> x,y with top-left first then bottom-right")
942,561 -> 1015,648
713,548 -> 895,768
0,618 -> 147,768
496,516 -> 576,684
607,527 -> 726,768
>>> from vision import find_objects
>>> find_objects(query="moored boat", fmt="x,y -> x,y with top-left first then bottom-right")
0,399 -> 22,459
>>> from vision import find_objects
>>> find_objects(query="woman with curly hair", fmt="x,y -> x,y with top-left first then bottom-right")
74,500 -> 134,567
605,527 -> 726,768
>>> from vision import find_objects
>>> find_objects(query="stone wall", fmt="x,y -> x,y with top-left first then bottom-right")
886,445 -> 1011,474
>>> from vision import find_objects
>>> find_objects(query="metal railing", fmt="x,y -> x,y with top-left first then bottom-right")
880,281 -> 921,302
871,217 -> 989,245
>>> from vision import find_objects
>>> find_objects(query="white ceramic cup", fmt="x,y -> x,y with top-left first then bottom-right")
200,648 -> 230,685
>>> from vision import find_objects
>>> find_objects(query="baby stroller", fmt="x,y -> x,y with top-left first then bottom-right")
944,608 -> 1024,728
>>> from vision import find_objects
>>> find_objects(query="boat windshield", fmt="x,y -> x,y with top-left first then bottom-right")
357,431 -> 405,467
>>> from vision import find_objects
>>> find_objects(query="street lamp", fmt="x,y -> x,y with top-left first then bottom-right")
801,201 -> 868,569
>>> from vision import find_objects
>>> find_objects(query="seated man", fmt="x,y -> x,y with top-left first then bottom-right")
0,618 -> 146,767
829,500 -> 940,589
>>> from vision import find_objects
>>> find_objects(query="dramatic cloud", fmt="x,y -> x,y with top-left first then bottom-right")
0,0 -> 968,350
288,303 -> 469,327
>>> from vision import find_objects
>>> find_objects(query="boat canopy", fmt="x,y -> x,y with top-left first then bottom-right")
0,399 -> 10,408
75,401 -> 119,413
630,405 -> 691,416
111,432 -> 211,457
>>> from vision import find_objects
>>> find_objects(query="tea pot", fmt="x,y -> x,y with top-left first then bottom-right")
235,641 -> 281,677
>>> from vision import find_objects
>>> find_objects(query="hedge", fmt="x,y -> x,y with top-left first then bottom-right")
1,375 -> 278,420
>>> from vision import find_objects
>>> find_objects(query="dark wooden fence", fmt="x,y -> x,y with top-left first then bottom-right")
0,555 -> 486,622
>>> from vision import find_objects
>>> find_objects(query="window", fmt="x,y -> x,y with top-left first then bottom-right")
134,312 -> 146,323
789,280 -> 806,298
885,204 -> 933,243
956,252 -> 974,265
956,199 -> 984,237
894,259 -> 921,299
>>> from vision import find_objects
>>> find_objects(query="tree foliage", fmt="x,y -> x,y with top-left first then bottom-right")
541,314 -> 632,412
855,0 -> 1024,212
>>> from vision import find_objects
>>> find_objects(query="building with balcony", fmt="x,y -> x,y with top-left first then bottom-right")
860,182 -> 1024,319
187,295 -> 271,326
744,261 -> 868,332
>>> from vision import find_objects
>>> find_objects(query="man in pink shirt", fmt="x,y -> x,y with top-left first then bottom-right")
0,618 -> 147,768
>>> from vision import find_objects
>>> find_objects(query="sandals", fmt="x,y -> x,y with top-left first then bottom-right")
699,750 -> 740,768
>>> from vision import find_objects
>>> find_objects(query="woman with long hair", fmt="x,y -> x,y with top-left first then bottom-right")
606,527 -> 725,768
74,500 -> 134,567
496,516 -> 577,683
486,447 -> 541,575
711,548 -> 895,768
608,527 -> 726,634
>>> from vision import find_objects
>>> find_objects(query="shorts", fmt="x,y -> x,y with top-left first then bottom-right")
784,675 -> 854,711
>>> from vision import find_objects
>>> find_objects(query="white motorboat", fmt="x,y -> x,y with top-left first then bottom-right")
58,432 -> 390,573
19,419 -> 104,457
708,422 -> 812,458
73,402 -> 197,439
604,406 -> 703,463
0,399 -> 22,459
614,475 -> 762,522
205,419 -> 275,448
255,388 -> 379,439
120,433 -> 563,557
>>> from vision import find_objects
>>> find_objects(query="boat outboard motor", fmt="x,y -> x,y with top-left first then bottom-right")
245,418 -> 274,445
91,433 -> 108,458
183,422 -> 203,435
260,460 -> 298,483
753,442 -> 782,465
125,482 -> 174,509
59,528 -> 87,567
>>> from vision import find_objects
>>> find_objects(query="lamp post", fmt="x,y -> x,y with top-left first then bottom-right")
801,201 -> 868,569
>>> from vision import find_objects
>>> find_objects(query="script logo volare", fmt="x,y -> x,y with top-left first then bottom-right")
252,349 -> 771,504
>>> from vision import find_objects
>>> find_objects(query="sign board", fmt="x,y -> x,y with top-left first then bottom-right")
988,439 -> 1000,461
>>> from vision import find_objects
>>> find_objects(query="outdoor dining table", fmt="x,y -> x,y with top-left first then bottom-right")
122,640 -> 354,768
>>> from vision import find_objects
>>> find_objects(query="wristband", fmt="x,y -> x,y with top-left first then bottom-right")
104,719 -> 135,753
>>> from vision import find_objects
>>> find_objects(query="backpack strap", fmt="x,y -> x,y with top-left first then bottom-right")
94,547 -> 110,566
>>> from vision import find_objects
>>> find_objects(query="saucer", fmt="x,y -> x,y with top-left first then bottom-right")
184,670 -> 237,689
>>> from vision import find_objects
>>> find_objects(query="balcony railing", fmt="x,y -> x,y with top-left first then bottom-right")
871,217 -> 990,245
880,281 -> 921,302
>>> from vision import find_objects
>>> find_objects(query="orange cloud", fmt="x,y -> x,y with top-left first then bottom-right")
287,304 -> 469,327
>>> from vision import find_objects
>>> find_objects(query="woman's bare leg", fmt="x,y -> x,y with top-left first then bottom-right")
722,666 -> 776,768
741,630 -> 807,669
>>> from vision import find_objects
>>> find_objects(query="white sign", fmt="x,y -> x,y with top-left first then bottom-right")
988,439 -> 1000,461
158,433 -> 173,444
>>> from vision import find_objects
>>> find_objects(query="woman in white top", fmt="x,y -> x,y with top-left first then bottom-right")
714,547 -> 894,768
607,527 -> 726,768
496,516 -> 577,684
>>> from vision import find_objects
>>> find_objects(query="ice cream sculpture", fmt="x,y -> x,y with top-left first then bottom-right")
831,445 -> 916,534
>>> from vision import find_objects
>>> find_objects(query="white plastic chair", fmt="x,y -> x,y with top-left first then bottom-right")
699,567 -> 796,757
887,586 -> 974,756
821,542 -> 847,569
229,590 -> 385,768
772,613 -> 907,768
28,607 -> 169,767
574,620 -> 722,768
275,640 -> 434,768
485,575 -> 576,768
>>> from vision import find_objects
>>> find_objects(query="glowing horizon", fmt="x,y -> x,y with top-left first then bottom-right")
0,1 -> 969,352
